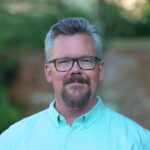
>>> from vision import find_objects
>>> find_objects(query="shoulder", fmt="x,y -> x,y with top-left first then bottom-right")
105,107 -> 149,133
106,107 -> 147,130
10,108 -> 49,131
0,108 -> 49,148
104,107 -> 150,148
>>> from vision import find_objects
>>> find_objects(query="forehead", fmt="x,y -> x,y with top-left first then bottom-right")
51,34 -> 96,59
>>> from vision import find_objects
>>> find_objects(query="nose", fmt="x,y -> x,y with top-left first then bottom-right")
70,61 -> 81,73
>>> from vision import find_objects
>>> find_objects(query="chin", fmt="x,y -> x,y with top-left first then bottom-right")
61,88 -> 91,109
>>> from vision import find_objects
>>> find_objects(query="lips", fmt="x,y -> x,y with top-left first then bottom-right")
67,82 -> 84,87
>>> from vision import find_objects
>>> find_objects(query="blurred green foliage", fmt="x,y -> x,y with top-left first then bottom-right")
0,0 -> 150,133
0,41 -> 21,132
97,0 -> 150,38
0,87 -> 21,133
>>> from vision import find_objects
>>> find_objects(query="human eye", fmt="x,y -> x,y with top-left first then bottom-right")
54,58 -> 72,71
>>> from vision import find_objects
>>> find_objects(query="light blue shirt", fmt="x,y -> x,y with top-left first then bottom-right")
0,97 -> 150,150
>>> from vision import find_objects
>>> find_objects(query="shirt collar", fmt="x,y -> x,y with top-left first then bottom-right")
83,96 -> 106,128
48,101 -> 60,128
48,96 -> 106,128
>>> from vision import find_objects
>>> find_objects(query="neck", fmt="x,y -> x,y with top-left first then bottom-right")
55,97 -> 97,125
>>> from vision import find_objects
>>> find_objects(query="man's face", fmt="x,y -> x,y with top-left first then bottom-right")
44,34 -> 104,109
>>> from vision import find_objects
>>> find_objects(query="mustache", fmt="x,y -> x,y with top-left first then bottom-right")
64,74 -> 90,85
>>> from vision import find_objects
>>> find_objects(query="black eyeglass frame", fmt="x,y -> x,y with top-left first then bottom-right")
48,56 -> 101,72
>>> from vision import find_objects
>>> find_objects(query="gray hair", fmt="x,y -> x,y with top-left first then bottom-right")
44,17 -> 103,63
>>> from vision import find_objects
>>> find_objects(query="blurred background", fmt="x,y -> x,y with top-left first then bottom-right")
0,0 -> 150,133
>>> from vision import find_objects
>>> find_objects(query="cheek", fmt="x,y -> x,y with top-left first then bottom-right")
89,71 -> 100,88
51,73 -> 65,90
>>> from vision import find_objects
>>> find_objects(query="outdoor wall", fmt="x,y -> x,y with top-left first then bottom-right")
103,49 -> 150,129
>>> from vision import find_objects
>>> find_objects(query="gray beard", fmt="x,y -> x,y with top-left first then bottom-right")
61,87 -> 91,109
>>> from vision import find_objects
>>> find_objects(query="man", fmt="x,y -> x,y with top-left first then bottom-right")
0,17 -> 150,150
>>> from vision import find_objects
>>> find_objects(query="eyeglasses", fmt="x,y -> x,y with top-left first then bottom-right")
48,56 -> 101,72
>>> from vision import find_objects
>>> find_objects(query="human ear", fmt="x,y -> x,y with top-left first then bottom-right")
99,61 -> 104,80
44,64 -> 52,83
